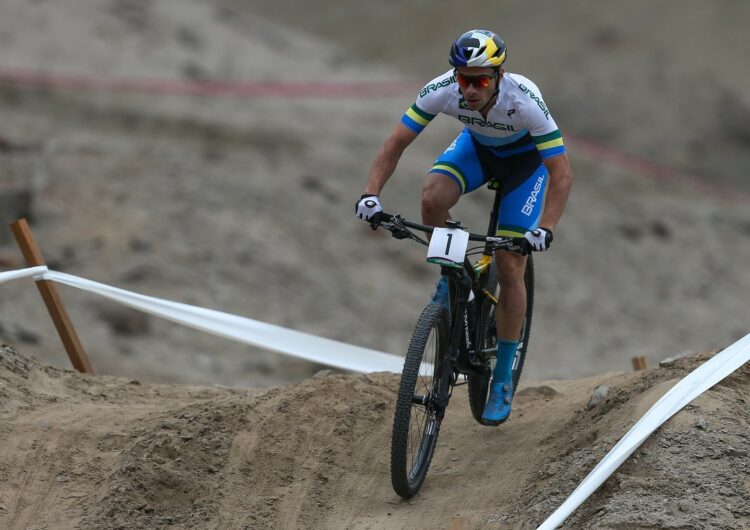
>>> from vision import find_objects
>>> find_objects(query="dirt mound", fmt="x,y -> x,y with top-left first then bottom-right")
1,345 -> 748,529
81,372 -> 395,529
524,354 -> 750,528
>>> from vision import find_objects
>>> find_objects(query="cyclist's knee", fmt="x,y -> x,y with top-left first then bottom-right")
421,173 -> 460,218
495,252 -> 527,286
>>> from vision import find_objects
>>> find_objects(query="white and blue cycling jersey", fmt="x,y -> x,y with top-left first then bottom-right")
400,70 -> 566,236
402,70 -> 565,160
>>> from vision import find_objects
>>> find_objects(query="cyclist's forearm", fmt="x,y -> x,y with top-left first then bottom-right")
364,124 -> 418,196
540,154 -> 573,231
364,143 -> 402,195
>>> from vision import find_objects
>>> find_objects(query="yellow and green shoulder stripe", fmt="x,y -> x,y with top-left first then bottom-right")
532,130 -> 565,159
401,104 -> 436,134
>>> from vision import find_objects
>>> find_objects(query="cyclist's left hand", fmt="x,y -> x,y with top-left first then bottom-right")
524,227 -> 553,251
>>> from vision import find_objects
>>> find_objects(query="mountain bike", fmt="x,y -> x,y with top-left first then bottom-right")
372,192 -> 535,499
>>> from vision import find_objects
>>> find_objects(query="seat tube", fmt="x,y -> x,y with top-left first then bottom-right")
483,189 -> 503,255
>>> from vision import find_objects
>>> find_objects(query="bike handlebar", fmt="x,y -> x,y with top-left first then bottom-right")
373,212 -> 532,254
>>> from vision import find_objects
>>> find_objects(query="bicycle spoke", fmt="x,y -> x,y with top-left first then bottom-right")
391,303 -> 447,498
408,407 -> 426,471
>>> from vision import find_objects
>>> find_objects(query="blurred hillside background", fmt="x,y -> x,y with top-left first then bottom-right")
0,0 -> 748,387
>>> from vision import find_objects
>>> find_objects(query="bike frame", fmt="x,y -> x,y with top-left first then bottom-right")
450,188 -> 503,363
385,188 -> 534,498
432,189 -> 505,417
375,189 -> 525,420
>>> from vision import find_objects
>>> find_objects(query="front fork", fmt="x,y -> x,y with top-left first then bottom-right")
431,267 -> 475,420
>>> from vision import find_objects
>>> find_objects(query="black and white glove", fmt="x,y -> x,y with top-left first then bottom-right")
355,194 -> 383,224
524,227 -> 554,251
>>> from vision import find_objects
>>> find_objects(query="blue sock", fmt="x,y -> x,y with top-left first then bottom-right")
492,340 -> 518,384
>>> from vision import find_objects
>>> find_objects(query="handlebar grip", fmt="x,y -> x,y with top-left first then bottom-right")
515,238 -> 532,255
371,211 -> 396,229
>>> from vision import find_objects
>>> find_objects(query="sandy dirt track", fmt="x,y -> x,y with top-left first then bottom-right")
2,345 -> 749,529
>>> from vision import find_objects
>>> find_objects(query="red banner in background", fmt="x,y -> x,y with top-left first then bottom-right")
0,68 -> 421,97
0,68 -> 743,202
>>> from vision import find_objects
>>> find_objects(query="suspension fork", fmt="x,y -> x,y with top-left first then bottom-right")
426,268 -> 468,419
446,268 -> 473,363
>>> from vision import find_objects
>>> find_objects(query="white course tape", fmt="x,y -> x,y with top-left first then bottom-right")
538,332 -> 750,530
1,267 -> 407,374
0,265 -> 49,284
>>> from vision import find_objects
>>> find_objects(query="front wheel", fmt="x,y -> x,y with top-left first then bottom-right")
391,303 -> 450,498
468,254 -> 535,424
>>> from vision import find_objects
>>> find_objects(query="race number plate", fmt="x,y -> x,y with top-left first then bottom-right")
426,227 -> 469,269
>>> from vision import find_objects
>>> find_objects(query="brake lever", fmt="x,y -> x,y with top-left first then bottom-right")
370,213 -> 428,246
391,227 -> 412,239
377,220 -> 413,240
369,212 -> 393,231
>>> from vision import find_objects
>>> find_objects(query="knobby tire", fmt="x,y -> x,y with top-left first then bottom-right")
390,302 -> 450,499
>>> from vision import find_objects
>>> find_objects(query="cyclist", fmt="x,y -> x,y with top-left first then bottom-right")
355,29 -> 573,425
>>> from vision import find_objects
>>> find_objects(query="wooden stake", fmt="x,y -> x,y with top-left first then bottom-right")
10,218 -> 93,373
631,355 -> 647,371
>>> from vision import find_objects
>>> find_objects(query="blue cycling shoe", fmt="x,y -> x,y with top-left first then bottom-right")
481,381 -> 514,425
430,276 -> 449,312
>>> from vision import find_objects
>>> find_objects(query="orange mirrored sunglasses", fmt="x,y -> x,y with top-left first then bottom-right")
455,72 -> 494,89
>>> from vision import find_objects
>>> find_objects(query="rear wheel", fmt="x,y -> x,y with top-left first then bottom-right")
391,303 -> 450,498
468,255 -> 534,424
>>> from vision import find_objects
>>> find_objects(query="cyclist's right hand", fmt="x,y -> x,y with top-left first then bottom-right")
355,194 -> 383,224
